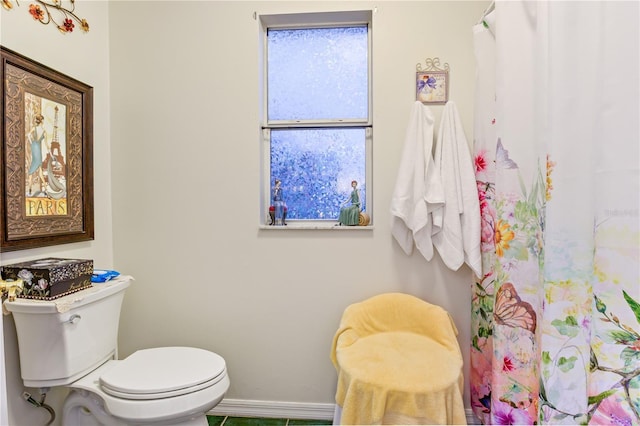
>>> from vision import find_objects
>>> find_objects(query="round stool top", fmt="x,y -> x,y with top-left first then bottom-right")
337,331 -> 462,392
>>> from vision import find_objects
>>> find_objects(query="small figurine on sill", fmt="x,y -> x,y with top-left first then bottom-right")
338,180 -> 361,226
271,179 -> 287,226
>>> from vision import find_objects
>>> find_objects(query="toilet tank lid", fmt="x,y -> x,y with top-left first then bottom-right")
3,278 -> 131,314
100,347 -> 226,396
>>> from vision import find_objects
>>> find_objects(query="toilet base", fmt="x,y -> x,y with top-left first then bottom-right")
63,390 -> 211,426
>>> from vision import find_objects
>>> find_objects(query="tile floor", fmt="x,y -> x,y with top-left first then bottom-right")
207,416 -> 332,426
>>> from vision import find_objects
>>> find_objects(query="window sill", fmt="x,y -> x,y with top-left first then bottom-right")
259,223 -> 374,230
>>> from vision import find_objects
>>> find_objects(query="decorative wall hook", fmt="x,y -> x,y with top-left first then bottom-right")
415,57 -> 450,104
416,57 -> 450,73
1,0 -> 89,34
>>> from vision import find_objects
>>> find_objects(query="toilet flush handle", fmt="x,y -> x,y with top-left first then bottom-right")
66,314 -> 81,324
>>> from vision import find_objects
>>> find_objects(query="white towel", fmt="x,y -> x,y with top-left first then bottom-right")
432,101 -> 482,276
391,101 -> 444,261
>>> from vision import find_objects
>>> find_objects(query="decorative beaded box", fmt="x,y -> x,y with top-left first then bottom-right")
1,257 -> 93,300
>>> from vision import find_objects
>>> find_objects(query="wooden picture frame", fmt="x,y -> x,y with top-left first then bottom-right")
1,46 -> 94,252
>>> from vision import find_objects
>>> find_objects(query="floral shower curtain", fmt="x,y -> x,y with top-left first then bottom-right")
470,1 -> 639,424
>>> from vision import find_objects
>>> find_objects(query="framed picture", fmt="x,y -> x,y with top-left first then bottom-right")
1,46 -> 94,252
416,70 -> 449,104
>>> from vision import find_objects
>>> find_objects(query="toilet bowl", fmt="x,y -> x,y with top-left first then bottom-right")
4,277 -> 230,425
63,346 -> 230,425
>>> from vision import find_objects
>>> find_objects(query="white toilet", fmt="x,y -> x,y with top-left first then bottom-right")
4,277 -> 230,425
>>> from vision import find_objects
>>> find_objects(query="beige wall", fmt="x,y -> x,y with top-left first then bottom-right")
109,0 -> 486,408
2,1 -> 488,424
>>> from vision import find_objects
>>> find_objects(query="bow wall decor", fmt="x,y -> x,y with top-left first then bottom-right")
1,0 -> 89,34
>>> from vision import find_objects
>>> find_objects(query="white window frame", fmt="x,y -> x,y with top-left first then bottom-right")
258,10 -> 374,229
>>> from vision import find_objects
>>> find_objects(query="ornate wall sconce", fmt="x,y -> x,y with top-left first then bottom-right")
1,0 -> 89,34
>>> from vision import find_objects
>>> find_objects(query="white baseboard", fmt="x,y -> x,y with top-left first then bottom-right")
466,408 -> 481,424
208,398 -> 335,420
209,399 -> 479,424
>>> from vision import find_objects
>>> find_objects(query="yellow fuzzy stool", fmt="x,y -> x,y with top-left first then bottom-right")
331,293 -> 466,425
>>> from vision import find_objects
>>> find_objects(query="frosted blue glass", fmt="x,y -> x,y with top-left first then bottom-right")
270,128 -> 366,220
267,27 -> 368,121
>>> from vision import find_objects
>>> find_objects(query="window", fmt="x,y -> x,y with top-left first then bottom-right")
260,11 -> 373,227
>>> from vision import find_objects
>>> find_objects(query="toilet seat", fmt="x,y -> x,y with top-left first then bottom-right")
100,347 -> 226,400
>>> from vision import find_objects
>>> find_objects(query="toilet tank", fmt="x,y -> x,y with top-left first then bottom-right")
4,278 -> 131,388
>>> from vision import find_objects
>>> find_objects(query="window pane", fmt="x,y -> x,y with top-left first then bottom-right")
267,27 -> 368,121
270,128 -> 366,220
